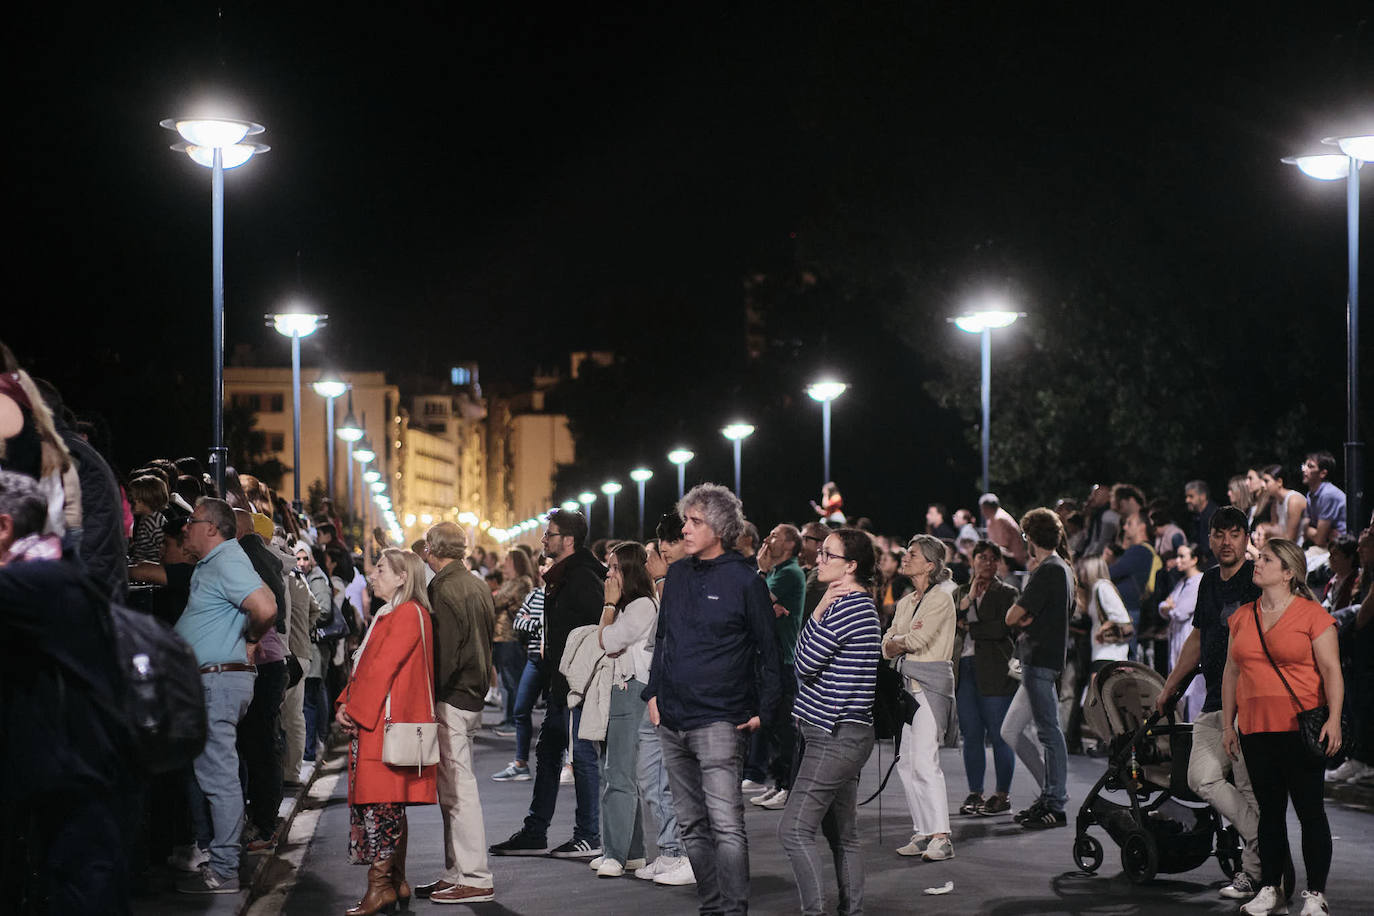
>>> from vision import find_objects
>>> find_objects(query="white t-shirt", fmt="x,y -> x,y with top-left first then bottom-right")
1089,579 -> 1132,663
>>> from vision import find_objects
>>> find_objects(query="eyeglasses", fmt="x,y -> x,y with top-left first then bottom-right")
541,530 -> 567,541
801,534 -> 824,543
817,547 -> 850,563
186,518 -> 215,529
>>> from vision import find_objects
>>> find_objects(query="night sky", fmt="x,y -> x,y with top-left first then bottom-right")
10,4 -> 1371,533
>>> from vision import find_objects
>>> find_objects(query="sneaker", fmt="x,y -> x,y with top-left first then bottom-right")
749,787 -> 781,806
549,837 -> 602,859
958,792 -> 984,815
1342,760 -> 1374,785
484,686 -> 501,707
1021,806 -> 1067,829
167,844 -> 209,873
489,830 -> 549,856
653,856 -> 697,886
636,856 -> 679,880
1325,759 -> 1361,782
430,883 -> 496,904
1221,872 -> 1259,900
978,793 -> 1011,816
492,761 -> 531,782
1013,799 -> 1047,824
244,831 -> 277,854
897,834 -> 931,857
176,865 -> 240,895
741,778 -> 766,791
560,764 -> 574,785
493,725 -> 517,738
922,835 -> 955,861
597,859 -> 625,878
591,856 -> 645,871
1241,885 -> 1289,915
297,761 -> 315,784
760,788 -> 789,809
1299,890 -> 1329,915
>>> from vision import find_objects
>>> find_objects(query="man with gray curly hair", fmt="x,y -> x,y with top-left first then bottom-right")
645,483 -> 781,915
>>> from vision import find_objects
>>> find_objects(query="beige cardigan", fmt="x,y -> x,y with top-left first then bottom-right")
883,578 -> 957,692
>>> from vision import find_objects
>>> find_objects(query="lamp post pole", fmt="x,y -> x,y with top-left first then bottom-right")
668,449 -> 694,500
806,381 -> 847,486
950,309 -> 1023,495
630,468 -> 653,540
721,425 -> 755,499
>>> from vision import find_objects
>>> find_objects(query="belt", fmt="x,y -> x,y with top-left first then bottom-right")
200,662 -> 258,674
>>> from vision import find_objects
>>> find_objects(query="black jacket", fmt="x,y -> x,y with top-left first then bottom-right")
540,547 -> 606,699
60,430 -> 128,601
239,533 -> 286,633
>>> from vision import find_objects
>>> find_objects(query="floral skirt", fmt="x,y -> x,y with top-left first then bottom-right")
348,738 -> 403,864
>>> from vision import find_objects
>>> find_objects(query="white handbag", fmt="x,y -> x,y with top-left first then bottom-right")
380,603 -> 440,774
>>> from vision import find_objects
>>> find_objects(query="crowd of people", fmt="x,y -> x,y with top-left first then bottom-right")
3,337 -> 1372,915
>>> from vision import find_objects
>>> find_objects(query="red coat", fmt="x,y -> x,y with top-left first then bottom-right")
341,600 -> 439,805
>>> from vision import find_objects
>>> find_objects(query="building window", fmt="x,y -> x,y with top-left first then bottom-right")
268,433 -> 285,452
231,393 -> 262,412
269,394 -> 285,413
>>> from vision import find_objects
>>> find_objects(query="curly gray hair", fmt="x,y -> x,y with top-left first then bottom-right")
678,483 -> 744,550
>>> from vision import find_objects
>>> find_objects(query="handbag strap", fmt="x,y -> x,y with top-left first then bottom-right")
384,603 -> 436,724
1250,600 -> 1303,713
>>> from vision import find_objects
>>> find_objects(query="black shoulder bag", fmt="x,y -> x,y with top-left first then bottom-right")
1250,601 -> 1347,768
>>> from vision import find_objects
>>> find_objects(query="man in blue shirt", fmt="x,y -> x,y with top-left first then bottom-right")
646,484 -> 781,916
175,497 -> 276,895
1302,451 -> 1348,547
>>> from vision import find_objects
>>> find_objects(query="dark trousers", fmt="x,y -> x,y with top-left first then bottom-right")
238,659 -> 287,836
493,640 -> 527,726
1239,730 -> 1331,893
302,676 -> 329,761
10,793 -> 131,916
746,662 -> 796,787
523,677 -> 599,843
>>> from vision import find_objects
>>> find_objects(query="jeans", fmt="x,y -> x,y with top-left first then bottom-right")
746,662 -> 795,786
661,720 -> 750,916
600,679 -> 647,864
779,722 -> 874,916
512,657 -> 544,763
637,707 -> 682,858
1239,730 -> 1331,893
302,676 -> 329,761
238,659 -> 287,836
192,670 -> 255,878
524,685 -> 599,843
956,657 -> 1015,794
493,640 -> 526,725
1186,711 -> 1262,881
999,664 -> 1067,812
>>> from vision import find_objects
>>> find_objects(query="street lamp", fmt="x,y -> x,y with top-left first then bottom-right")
312,373 -> 349,505
561,500 -> 579,512
578,491 -> 596,530
667,448 -> 694,499
268,310 -> 324,510
721,423 -> 755,499
630,468 -> 653,539
1283,134 -> 1372,532
161,115 -> 269,497
949,308 -> 1024,494
806,380 -> 847,485
336,393 -> 363,528
601,481 -> 623,538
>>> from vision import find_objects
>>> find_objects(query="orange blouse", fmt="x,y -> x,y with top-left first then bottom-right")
1227,596 -> 1334,735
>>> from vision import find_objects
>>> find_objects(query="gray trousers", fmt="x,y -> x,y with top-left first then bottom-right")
600,679 -> 648,864
661,720 -> 750,915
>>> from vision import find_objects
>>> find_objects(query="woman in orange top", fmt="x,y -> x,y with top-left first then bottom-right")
336,548 -> 439,915
1222,539 -> 1343,916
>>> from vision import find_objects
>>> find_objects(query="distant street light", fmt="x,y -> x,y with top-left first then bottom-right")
630,468 -> 654,539
721,423 -> 755,499
601,481 -> 623,537
806,380 -> 847,485
268,310 -> 324,510
161,115 -> 269,497
578,491 -> 597,531
312,373 -> 349,506
1283,134 -> 1372,532
667,448 -> 694,499
561,500 -> 580,512
949,308 -> 1024,494
336,393 -> 363,526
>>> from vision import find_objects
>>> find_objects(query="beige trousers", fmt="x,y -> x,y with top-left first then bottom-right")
1187,709 -> 1260,879
280,678 -> 306,781
438,704 -> 493,888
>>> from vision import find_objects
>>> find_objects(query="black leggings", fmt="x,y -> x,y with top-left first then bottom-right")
1238,730 -> 1331,893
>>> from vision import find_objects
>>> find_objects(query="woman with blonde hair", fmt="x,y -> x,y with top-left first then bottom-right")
1078,556 -> 1134,673
1224,539 -> 1343,916
335,548 -> 439,915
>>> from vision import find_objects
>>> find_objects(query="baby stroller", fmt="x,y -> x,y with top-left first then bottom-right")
1072,660 -> 1242,884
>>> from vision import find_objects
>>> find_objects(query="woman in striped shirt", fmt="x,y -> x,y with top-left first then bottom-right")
779,527 -> 882,916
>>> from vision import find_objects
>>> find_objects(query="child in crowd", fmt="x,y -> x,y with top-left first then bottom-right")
127,474 -> 169,563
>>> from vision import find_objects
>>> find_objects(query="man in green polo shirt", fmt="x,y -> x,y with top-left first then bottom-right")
748,524 -> 807,809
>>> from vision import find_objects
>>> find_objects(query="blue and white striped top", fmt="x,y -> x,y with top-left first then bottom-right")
792,589 -> 882,732
512,586 -> 546,658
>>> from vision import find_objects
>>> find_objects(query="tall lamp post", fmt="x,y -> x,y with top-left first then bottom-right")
161,116 -> 269,497
667,448 -> 694,499
268,310 -> 324,510
1283,134 -> 1373,533
949,309 -> 1024,494
721,423 -> 755,499
336,393 -> 364,527
806,380 -> 847,486
312,373 -> 349,504
630,468 -> 653,539
578,491 -> 596,530
601,481 -> 622,538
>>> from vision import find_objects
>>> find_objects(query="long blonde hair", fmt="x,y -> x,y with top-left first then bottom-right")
378,547 -> 432,612
1262,538 -> 1317,602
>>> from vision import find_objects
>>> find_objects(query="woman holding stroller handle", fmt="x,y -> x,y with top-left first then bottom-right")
1223,538 -> 1343,916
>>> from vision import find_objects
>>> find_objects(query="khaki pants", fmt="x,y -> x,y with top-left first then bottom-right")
1187,710 -> 1260,879
438,705 -> 493,888
281,678 -> 306,780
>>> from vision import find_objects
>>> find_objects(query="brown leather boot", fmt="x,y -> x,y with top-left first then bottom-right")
392,820 -> 411,908
345,858 -> 397,916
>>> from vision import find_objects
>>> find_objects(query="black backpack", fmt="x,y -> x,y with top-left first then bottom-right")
862,660 -> 917,805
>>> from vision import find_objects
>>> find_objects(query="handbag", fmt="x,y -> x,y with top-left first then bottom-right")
380,603 -> 440,774
1250,602 -> 1346,768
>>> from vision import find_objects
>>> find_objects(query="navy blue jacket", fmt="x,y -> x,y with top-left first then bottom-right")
644,549 -> 782,732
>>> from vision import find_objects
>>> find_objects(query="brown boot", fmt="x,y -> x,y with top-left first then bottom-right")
392,820 -> 411,908
345,858 -> 397,916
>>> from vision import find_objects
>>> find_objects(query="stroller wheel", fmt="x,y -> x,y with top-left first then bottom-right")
1072,834 -> 1103,873
1121,829 -> 1159,884
1216,824 -> 1242,879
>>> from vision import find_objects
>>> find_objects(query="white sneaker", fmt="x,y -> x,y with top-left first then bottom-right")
652,856 -> 697,886
560,764 -> 574,785
589,855 -> 605,870
749,787 -> 780,806
297,761 -> 315,784
921,835 -> 955,861
740,778 -> 766,791
1325,759 -> 1359,782
591,855 -> 645,871
759,788 -> 789,810
896,834 -> 930,857
1299,890 -> 1329,915
597,859 -> 625,878
1241,885 -> 1289,915
635,856 -> 673,880
1342,760 -> 1374,785
167,844 -> 209,873
1221,871 -> 1258,899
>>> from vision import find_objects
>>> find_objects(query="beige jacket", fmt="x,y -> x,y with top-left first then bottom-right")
884,578 -> 957,692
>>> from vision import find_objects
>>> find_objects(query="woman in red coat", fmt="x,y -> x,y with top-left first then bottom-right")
336,547 -> 438,915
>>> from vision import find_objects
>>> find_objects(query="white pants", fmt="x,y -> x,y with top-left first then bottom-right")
437,705 -> 493,888
896,696 -> 950,836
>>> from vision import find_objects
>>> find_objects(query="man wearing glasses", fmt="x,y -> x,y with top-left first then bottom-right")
799,521 -> 829,617
490,509 -> 605,859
